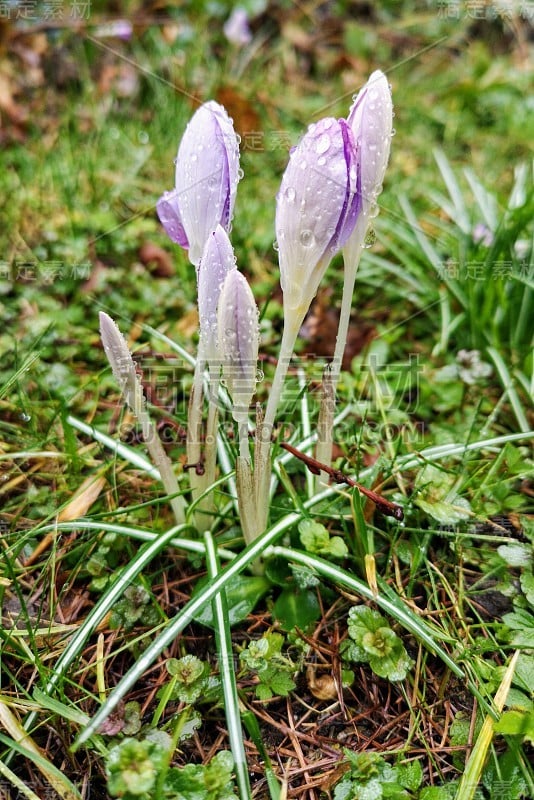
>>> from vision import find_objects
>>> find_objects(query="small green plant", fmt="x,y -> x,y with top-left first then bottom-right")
110,583 -> 161,631
299,518 -> 349,559
165,655 -> 211,705
107,736 -> 168,798
239,632 -> 297,700
332,750 -> 423,800
106,737 -> 237,800
342,605 -> 413,682
163,750 -> 238,800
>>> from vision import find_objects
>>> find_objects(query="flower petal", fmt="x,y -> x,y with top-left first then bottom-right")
197,225 -> 237,362
156,188 -> 189,247
174,101 -> 240,265
275,117 -> 359,314
217,269 -> 259,419
348,70 -> 393,212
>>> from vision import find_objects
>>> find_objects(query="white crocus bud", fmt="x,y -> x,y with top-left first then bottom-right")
217,270 -> 259,427
275,116 -> 360,322
197,225 -> 237,368
343,70 -> 393,267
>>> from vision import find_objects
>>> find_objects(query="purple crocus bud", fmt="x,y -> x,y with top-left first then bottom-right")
157,101 -> 241,267
347,70 -> 393,217
275,117 -> 359,317
223,7 -> 253,46
217,269 -> 259,422
197,225 -> 237,364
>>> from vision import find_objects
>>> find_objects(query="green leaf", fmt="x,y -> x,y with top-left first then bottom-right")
510,629 -> 534,648
107,738 -> 167,798
255,683 -> 274,701
346,606 -> 412,681
502,609 -> 534,630
494,708 -> 534,742
299,519 -> 330,552
348,606 -> 386,640
262,668 -> 296,697
328,536 -> 350,559
166,655 -> 208,704
369,647 -> 413,682
416,496 -> 471,525
395,759 -> 423,791
272,587 -> 321,631
164,751 -> 237,800
514,653 -> 534,695
520,571 -> 534,607
482,748 -> 529,799
419,785 -> 458,800
298,519 -> 348,559
415,464 -> 471,524
192,575 -> 271,628
498,543 -> 533,568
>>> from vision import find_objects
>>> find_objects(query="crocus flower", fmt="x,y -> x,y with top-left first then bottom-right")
314,71 -> 393,474
345,71 -> 393,245
217,269 -> 259,424
275,116 -> 359,319
223,7 -> 253,46
197,225 -> 237,366
157,101 -> 241,267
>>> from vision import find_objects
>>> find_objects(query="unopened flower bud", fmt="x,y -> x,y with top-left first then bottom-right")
157,101 -> 241,266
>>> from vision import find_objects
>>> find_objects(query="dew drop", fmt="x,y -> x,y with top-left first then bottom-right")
317,156 -> 326,167
284,186 -> 296,203
391,128 -> 396,137
316,133 -> 331,155
300,229 -> 314,248
20,412 -> 31,423
369,204 -> 379,219
138,131 -> 149,144
273,240 -> 280,252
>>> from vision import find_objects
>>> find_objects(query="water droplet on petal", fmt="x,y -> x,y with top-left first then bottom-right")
316,133 -> 331,155
284,186 -> 296,203
300,229 -> 314,248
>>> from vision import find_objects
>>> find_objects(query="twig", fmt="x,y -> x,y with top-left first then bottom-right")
280,442 -> 404,521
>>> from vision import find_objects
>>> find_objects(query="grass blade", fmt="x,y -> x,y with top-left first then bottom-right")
204,531 -> 251,800
486,346 -> 530,433
454,651 -> 520,800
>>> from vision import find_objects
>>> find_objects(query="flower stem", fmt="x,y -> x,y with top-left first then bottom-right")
314,217 -> 367,481
254,312 -> 303,535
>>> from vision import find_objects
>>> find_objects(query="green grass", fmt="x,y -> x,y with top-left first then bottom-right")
1,2 -> 533,799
